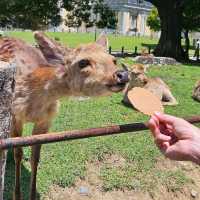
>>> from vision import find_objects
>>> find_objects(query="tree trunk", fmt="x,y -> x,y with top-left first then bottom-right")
0,61 -> 16,199
184,30 -> 190,60
154,1 -> 185,61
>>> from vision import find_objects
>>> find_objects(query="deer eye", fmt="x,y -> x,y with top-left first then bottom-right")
78,59 -> 90,69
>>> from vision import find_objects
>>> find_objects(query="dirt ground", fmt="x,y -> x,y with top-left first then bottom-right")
44,155 -> 200,200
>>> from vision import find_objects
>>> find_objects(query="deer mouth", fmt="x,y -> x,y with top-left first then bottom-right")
106,69 -> 129,92
106,82 -> 126,92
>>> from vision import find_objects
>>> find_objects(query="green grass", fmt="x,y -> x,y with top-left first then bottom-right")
4,32 -> 200,199
6,31 -> 157,51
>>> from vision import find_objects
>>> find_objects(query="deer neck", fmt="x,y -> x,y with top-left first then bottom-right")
27,66 -> 71,101
138,74 -> 148,86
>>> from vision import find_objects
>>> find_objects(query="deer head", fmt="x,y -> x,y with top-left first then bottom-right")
34,32 -> 129,96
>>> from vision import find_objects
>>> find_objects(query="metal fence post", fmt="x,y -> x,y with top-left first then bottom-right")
121,46 -> 124,57
134,46 -> 138,55
109,46 -> 112,54
148,46 -> 151,54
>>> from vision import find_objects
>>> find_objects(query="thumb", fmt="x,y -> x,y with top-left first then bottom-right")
164,144 -> 187,161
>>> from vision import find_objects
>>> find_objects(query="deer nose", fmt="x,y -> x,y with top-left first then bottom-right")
115,70 -> 129,84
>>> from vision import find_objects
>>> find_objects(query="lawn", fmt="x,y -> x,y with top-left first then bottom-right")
4,32 -> 200,200
7,31 -> 158,52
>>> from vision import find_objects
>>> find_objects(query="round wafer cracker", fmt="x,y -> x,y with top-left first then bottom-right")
127,87 -> 164,116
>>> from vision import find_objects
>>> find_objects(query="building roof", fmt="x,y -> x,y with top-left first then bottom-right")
105,0 -> 153,13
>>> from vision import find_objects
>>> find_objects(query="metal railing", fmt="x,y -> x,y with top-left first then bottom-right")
0,115 -> 200,150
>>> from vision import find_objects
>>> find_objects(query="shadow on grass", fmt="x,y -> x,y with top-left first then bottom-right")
4,150 -> 40,200
141,43 -> 157,49
141,43 -> 196,50
182,60 -> 200,67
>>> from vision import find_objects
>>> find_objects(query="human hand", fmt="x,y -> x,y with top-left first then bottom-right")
148,112 -> 200,164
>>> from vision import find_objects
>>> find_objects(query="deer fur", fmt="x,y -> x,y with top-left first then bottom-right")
0,32 -> 128,200
192,80 -> 200,102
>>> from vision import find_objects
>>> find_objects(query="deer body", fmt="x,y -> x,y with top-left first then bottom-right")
14,67 -> 65,125
122,64 -> 178,106
193,80 -> 200,102
0,33 -> 128,200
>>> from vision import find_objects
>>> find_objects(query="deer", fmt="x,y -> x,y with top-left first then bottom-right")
192,80 -> 200,102
0,32 -> 129,200
122,63 -> 178,106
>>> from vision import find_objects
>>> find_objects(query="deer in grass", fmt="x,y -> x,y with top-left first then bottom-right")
122,63 -> 178,106
192,80 -> 200,102
0,32 -> 129,200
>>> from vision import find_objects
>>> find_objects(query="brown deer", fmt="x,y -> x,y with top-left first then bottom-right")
122,63 -> 178,106
192,80 -> 200,102
0,32 -> 129,200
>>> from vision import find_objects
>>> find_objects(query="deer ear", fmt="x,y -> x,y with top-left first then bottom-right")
96,33 -> 108,51
132,64 -> 146,74
34,31 -> 65,66
121,63 -> 129,71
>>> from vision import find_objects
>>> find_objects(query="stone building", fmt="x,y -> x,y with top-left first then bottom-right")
105,0 -> 153,36
54,0 -> 153,36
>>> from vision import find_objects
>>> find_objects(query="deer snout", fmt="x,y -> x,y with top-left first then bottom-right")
115,70 -> 129,85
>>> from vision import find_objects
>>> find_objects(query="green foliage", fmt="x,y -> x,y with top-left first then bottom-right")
146,0 -> 200,60
146,7 -> 160,32
63,0 -> 117,29
0,0 -> 61,30
93,0 -> 118,29
147,1 -> 200,33
183,0 -> 200,32
64,0 -> 92,28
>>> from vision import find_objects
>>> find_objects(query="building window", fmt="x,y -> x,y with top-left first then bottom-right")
130,15 -> 137,29
137,0 -> 144,4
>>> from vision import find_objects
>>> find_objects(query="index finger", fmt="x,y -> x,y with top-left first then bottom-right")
148,117 -> 171,142
154,112 -> 178,125
148,116 -> 160,138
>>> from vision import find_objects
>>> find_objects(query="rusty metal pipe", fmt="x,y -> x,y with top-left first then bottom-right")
1,115 -> 200,150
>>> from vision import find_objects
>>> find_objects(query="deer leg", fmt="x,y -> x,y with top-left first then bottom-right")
162,90 -> 178,106
29,122 -> 49,200
29,144 -> 41,200
12,123 -> 23,200
13,147 -> 23,200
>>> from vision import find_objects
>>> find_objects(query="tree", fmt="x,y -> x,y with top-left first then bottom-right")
146,0 -> 185,61
0,0 -> 61,30
64,0 -> 92,31
182,0 -> 200,58
147,1 -> 200,60
146,7 -> 160,32
93,0 -> 118,29
63,0 -> 117,31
